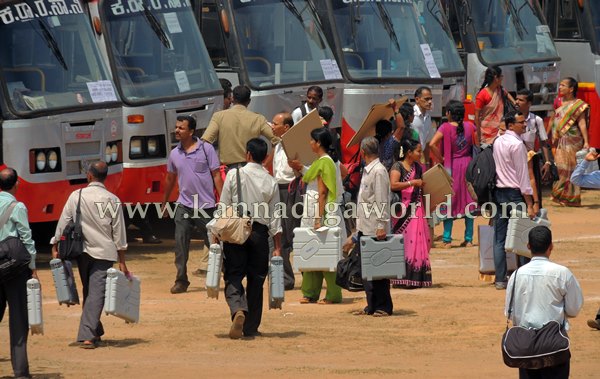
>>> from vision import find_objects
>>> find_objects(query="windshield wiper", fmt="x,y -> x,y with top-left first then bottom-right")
375,3 -> 401,52
142,3 -> 171,49
426,0 -> 448,33
282,0 -> 303,24
36,19 -> 68,71
306,0 -> 323,30
504,0 -> 526,40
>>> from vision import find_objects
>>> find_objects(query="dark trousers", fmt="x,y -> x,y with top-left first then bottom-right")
77,253 -> 113,342
493,188 -> 525,283
519,360 -> 570,379
174,205 -> 215,285
358,232 -> 393,315
0,269 -> 30,377
279,185 -> 299,290
223,223 -> 270,335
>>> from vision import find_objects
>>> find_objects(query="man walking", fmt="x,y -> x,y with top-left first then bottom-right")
271,112 -> 296,290
218,138 -> 282,339
0,168 -> 37,378
163,115 -> 223,294
52,161 -> 129,349
202,85 -> 277,168
505,226 -> 583,378
412,86 -> 435,166
515,88 -> 553,206
492,111 -> 535,290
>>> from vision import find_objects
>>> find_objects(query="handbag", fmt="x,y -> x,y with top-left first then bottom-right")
211,168 -> 252,245
501,269 -> 571,369
335,242 -> 363,292
502,87 -> 517,117
0,202 -> 31,281
58,189 -> 84,260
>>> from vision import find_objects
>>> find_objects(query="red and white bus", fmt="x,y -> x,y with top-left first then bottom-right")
0,0 -> 123,223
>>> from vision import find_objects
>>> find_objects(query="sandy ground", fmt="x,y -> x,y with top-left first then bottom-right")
2,190 -> 600,379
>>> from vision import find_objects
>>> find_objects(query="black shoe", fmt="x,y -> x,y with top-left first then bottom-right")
143,235 -> 162,244
170,282 -> 189,294
587,319 -> 600,330
244,330 -> 262,337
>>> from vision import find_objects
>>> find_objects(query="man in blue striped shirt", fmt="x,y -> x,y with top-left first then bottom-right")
0,167 -> 37,378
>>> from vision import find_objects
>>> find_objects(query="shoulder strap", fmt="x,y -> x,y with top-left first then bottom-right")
235,168 -> 244,216
300,103 -> 308,118
0,201 -> 18,230
506,268 -> 519,329
200,141 -> 217,190
75,189 -> 82,225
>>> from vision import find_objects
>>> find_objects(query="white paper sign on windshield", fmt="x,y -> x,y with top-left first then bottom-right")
164,13 -> 182,34
420,44 -> 441,78
86,80 -> 118,103
320,59 -> 343,80
175,71 -> 190,93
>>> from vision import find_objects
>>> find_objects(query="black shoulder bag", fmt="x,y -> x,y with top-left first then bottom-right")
0,201 -> 31,281
502,269 -> 571,369
58,189 -> 84,260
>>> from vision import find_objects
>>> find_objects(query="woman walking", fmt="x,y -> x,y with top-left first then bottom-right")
475,66 -> 514,144
389,138 -> 432,288
429,100 -> 479,248
551,77 -> 589,207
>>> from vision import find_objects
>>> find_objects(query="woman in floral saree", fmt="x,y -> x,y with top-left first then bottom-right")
551,77 -> 589,206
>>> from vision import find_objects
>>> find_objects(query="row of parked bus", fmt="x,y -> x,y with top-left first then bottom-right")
0,0 -> 598,226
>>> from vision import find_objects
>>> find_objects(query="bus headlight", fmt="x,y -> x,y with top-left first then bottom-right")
48,150 -> 58,170
111,144 -> 118,162
147,137 -> 158,156
105,145 -> 112,163
36,152 -> 46,171
130,138 -> 143,158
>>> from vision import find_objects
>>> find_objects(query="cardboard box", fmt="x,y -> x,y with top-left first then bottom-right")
346,97 -> 408,148
422,164 -> 454,211
281,108 -> 322,166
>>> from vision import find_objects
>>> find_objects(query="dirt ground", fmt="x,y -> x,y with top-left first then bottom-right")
2,190 -> 600,379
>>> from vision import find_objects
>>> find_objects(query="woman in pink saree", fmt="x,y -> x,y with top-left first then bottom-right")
389,138 -> 431,288
475,66 -> 514,144
551,77 -> 589,206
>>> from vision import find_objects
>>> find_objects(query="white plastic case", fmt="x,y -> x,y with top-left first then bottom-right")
505,209 -> 551,258
26,278 -> 43,335
360,235 -> 405,281
292,227 -> 342,272
269,256 -> 285,309
50,258 -> 79,306
206,243 -> 223,299
103,268 -> 140,323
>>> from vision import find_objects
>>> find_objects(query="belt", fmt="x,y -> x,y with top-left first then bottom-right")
226,162 -> 246,170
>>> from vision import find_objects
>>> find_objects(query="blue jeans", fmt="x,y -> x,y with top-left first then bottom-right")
493,188 -> 525,283
442,218 -> 474,243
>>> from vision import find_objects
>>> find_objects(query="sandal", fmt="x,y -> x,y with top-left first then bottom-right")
372,310 -> 391,317
317,299 -> 334,305
460,241 -> 473,247
80,340 -> 97,349
352,309 -> 369,316
299,297 -> 316,304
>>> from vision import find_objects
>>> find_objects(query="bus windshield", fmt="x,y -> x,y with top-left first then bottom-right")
102,0 -> 220,104
419,0 -> 463,74
469,0 -> 559,65
330,0 -> 439,81
0,0 -> 117,115
231,0 -> 339,88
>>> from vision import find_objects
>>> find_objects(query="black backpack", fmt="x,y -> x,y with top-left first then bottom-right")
465,144 -> 496,206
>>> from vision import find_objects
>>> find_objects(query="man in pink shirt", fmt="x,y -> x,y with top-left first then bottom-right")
492,111 -> 535,290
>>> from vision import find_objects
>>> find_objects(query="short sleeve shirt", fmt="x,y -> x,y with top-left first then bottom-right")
167,137 -> 220,209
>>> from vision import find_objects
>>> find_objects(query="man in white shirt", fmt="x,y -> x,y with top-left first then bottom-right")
271,112 -> 296,290
52,161 -> 129,349
412,86 -> 435,166
219,138 -> 282,339
291,86 -> 323,123
515,88 -> 553,207
505,225 -> 583,379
